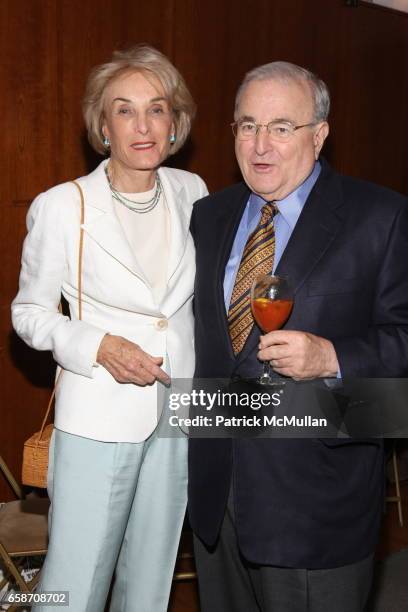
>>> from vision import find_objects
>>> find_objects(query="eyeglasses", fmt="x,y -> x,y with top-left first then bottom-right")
231,120 -> 317,142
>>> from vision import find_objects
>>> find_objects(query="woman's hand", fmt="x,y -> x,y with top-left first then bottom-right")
96,334 -> 170,386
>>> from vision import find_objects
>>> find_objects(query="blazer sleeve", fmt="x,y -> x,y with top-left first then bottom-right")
333,200 -> 408,378
11,189 -> 108,378
195,173 -> 209,200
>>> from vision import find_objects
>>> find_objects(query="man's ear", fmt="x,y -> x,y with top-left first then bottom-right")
314,122 -> 329,159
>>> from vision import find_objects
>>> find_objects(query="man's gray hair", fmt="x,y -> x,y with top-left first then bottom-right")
235,61 -> 330,122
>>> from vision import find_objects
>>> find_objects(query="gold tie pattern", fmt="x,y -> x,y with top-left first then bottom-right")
228,202 -> 277,355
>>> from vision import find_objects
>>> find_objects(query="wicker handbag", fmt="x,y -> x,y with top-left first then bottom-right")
22,180 -> 85,488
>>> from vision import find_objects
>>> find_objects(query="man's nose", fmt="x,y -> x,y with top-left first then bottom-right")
254,127 -> 273,155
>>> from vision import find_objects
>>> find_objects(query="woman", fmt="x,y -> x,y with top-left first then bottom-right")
12,45 -> 207,611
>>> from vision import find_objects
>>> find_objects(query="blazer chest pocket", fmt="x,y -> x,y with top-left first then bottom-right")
307,276 -> 362,297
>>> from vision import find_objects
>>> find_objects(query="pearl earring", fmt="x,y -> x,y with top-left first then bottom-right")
170,134 -> 176,144
103,137 -> 110,147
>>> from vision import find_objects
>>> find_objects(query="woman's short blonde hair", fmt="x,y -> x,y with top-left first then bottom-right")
83,45 -> 196,156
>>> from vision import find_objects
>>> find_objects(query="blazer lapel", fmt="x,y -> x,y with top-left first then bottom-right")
78,160 -> 150,285
236,163 -> 345,366
159,167 -> 191,284
274,166 -> 345,293
213,183 -> 251,358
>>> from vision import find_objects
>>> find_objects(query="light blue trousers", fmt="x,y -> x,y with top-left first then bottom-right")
33,423 -> 187,612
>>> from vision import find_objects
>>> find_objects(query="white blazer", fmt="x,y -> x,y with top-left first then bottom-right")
12,160 -> 208,442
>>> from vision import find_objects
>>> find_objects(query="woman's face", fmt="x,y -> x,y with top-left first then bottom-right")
102,71 -> 174,174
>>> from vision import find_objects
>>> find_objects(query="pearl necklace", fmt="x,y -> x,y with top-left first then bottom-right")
104,165 -> 162,214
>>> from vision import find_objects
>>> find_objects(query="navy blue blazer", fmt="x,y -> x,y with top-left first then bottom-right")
188,159 -> 408,569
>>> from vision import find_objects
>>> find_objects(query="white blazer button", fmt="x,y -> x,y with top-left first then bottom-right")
156,318 -> 168,330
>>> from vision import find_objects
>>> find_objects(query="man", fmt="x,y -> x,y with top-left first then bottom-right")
188,61 -> 408,612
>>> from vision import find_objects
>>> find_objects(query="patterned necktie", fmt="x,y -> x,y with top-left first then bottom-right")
228,202 -> 278,355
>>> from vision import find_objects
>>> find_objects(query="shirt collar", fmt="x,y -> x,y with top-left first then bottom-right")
248,161 -> 321,230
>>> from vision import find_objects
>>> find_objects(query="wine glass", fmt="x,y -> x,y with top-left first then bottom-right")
251,274 -> 294,386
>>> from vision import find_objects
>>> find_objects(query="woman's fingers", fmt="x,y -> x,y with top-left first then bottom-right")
96,334 -> 170,385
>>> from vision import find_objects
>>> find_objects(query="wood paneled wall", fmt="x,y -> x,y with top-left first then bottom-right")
1,0 -> 407,499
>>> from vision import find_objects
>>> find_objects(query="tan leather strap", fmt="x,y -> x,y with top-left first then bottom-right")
37,180 -> 85,439
72,180 -> 85,322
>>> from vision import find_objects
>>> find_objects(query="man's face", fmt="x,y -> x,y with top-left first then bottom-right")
234,78 -> 329,201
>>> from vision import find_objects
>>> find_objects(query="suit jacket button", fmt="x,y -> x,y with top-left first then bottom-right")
156,318 -> 168,330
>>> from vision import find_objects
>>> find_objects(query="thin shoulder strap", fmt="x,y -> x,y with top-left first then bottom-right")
71,180 -> 85,321
38,180 -> 85,438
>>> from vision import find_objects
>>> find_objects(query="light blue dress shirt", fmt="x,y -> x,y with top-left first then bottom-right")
223,161 -> 321,310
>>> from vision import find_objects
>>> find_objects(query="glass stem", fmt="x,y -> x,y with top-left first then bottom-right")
260,360 -> 271,384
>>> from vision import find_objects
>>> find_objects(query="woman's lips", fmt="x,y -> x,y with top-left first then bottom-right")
130,142 -> 155,150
